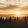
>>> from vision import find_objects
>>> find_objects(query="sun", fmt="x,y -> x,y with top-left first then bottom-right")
16,11 -> 21,15
16,11 -> 21,16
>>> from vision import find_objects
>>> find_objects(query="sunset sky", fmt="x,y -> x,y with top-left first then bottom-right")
0,0 -> 28,16
0,0 -> 28,7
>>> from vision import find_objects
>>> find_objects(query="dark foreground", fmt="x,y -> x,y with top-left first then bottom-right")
0,16 -> 28,28
0,21 -> 28,28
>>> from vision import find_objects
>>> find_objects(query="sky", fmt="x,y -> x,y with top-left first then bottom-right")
0,0 -> 28,7
0,0 -> 28,16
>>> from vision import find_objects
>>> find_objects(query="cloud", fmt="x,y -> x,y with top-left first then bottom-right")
0,0 -> 28,6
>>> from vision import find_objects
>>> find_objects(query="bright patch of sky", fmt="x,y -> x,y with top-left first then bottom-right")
0,0 -> 28,8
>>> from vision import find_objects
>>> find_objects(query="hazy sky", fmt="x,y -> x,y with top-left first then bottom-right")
0,0 -> 28,15
0,0 -> 28,7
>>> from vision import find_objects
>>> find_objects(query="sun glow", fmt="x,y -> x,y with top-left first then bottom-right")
16,11 -> 21,15
15,11 -> 22,16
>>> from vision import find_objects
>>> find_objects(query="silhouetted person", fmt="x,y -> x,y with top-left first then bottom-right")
0,17 -> 2,21
2,18 -> 4,21
6,17 -> 7,21
14,17 -> 16,22
9,17 -> 11,22
26,16 -> 28,20
24,16 -> 26,21
26,15 -> 28,23
17,17 -> 18,22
